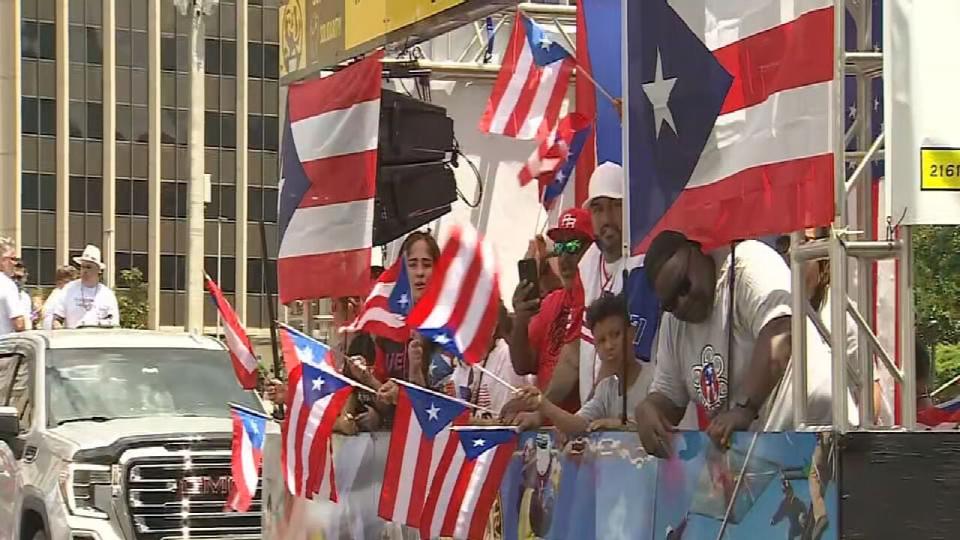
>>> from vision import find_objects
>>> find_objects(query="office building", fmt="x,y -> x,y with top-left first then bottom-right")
0,0 -> 281,331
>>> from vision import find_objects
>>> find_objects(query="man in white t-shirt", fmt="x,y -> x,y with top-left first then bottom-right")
635,231 -> 793,457
53,245 -> 121,329
537,163 -> 665,408
0,237 -> 27,335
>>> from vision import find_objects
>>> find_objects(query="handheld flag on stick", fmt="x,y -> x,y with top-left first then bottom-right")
419,426 -> 519,540
342,255 -> 411,342
378,380 -> 471,527
407,224 -> 501,365
277,324 -> 354,500
204,273 -> 258,390
479,12 -> 574,140
226,405 -> 268,513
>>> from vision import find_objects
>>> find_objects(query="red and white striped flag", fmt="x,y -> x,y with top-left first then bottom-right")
225,405 -> 268,513
279,325 -> 353,500
277,51 -> 383,303
419,426 -> 519,540
341,256 -> 410,342
479,12 -> 574,140
204,273 -> 258,389
378,380 -> 470,527
407,224 -> 501,365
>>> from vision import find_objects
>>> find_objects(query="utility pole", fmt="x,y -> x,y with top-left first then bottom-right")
174,0 -> 218,334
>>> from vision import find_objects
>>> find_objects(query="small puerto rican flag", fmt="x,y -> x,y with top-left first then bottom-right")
205,273 -> 258,389
226,405 -> 269,513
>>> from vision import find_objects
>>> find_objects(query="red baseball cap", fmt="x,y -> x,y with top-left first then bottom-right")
547,208 -> 595,242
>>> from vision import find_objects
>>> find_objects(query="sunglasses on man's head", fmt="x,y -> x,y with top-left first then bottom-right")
553,239 -> 585,255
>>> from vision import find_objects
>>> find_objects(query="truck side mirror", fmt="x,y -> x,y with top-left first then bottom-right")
0,406 -> 19,437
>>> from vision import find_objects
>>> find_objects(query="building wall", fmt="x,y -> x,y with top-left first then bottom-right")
13,0 -> 281,330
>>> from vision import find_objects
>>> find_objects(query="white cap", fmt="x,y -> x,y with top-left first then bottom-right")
582,162 -> 624,208
73,244 -> 105,270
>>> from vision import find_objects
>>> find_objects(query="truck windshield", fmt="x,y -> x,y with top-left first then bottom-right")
45,348 -> 264,427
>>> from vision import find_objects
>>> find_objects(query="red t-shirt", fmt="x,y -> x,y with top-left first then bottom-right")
527,287 -> 583,412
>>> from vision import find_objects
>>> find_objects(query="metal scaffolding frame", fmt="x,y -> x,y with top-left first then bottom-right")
411,1 -> 577,79
791,0 -> 916,433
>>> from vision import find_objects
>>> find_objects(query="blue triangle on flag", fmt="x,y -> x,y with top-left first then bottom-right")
456,427 -> 517,461
403,384 -> 468,440
233,407 -> 268,449
388,256 -> 413,316
301,362 -> 352,405
419,326 -> 463,359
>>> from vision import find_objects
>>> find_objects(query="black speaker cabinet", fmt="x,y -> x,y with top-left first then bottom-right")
373,161 -> 457,246
379,89 -> 455,166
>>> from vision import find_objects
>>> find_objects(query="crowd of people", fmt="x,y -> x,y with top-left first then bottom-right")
257,160 -> 921,456
0,239 -> 121,335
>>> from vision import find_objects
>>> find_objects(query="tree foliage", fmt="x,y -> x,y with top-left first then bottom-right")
933,344 -> 960,398
117,268 -> 148,329
913,226 -> 960,346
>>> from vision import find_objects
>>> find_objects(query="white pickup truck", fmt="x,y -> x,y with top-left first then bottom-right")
0,329 -> 272,540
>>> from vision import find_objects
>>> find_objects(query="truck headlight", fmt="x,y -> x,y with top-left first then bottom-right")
59,464 -> 112,519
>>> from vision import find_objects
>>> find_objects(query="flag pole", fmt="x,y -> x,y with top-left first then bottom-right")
547,16 -> 620,110
474,363 -> 521,394
260,219 -> 283,392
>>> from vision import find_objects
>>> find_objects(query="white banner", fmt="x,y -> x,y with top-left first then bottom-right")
886,0 -> 960,225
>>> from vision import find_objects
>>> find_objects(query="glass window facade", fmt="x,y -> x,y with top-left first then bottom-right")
20,0 -> 280,329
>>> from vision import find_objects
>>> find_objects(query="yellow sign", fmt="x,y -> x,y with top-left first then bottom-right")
344,0 -> 465,49
279,0 -> 307,78
920,147 -> 960,190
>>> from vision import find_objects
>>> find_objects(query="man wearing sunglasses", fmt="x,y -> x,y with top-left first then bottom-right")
0,237 -> 27,335
635,230 -> 793,457
509,208 -> 594,414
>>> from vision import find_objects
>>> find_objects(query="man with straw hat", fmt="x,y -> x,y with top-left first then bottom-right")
52,244 -> 120,329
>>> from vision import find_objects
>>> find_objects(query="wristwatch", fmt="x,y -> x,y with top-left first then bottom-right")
735,398 -> 760,419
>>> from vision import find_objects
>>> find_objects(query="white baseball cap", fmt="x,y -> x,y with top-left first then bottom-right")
582,162 -> 624,208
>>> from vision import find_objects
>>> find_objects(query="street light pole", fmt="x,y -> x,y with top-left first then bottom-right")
175,0 -> 218,334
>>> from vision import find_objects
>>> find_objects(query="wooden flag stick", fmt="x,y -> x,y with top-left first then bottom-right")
475,363 -> 521,394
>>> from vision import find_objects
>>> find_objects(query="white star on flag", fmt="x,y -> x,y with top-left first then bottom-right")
426,403 -> 440,421
472,438 -> 486,447
848,105 -> 857,120
434,334 -> 451,345
296,345 -> 315,365
311,377 -> 325,391
398,293 -> 409,309
250,422 -> 259,434
642,47 -> 678,138
538,36 -> 552,50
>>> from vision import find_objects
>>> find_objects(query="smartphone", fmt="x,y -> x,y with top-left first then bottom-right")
517,258 -> 541,300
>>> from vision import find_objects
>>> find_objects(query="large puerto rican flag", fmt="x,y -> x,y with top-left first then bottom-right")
626,1 -> 836,253
277,52 -> 383,303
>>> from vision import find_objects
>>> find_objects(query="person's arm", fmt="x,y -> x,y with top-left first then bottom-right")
406,337 -> 427,387
3,289 -> 27,332
508,282 -> 541,376
544,340 -> 579,403
636,316 -> 689,457
540,395 -> 590,435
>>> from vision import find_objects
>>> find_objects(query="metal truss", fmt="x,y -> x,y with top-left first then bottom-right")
407,1 -> 577,79
792,0 -> 916,432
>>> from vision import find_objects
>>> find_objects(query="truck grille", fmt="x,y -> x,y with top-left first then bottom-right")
125,453 -> 261,539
